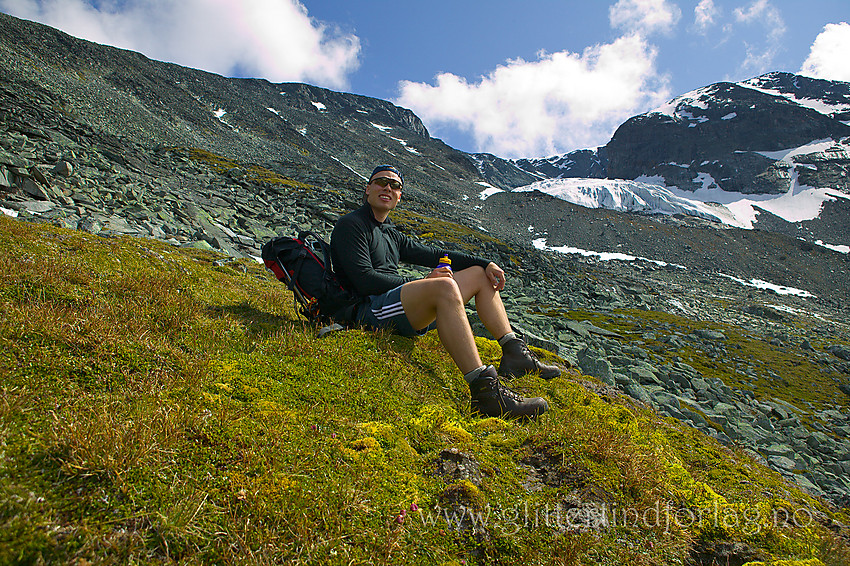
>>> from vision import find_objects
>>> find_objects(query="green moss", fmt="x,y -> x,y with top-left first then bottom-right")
0,215 -> 847,565
392,209 -> 506,254
184,147 -> 239,171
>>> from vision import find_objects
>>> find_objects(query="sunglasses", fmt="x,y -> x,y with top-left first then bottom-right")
370,177 -> 402,191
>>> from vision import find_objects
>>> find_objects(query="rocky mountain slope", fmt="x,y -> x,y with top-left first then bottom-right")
512,72 -> 850,199
1,10 -> 849,520
606,74 -> 850,195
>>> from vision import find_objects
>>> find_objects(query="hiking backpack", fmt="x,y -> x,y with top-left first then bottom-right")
262,231 -> 360,323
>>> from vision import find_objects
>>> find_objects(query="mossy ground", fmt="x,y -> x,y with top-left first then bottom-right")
555,309 -> 849,417
1,215 -> 848,565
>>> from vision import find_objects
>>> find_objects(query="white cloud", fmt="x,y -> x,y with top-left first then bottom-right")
800,22 -> 850,82
609,0 -> 681,36
733,0 -> 785,42
0,0 -> 361,88
396,35 -> 670,159
731,0 -> 786,76
693,0 -> 719,33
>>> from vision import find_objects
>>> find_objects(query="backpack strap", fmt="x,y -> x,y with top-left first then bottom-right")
298,231 -> 335,273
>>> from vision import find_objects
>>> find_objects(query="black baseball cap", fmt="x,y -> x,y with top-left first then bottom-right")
369,165 -> 403,185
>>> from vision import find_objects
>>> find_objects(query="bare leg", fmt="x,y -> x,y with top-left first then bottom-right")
452,266 -> 511,340
400,277 -> 482,374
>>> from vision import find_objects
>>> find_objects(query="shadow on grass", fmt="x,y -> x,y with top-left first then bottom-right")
209,302 -> 299,339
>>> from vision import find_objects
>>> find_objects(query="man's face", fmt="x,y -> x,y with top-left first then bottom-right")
365,171 -> 403,213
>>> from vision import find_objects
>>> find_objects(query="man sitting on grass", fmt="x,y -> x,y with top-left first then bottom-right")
330,165 -> 560,419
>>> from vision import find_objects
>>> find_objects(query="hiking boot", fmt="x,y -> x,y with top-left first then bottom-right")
469,366 -> 548,419
498,336 -> 561,380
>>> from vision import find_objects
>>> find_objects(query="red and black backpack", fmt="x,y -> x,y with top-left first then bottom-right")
262,231 -> 360,323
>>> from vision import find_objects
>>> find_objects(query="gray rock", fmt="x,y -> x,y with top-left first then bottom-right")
695,329 -> 726,340
622,382 -> 652,405
77,216 -> 102,234
0,166 -> 11,188
52,160 -> 74,177
712,402 -> 738,416
828,344 -> 850,361
628,366 -> 662,386
745,304 -> 786,320
727,422 -> 766,444
433,448 -> 483,486
21,177 -> 51,200
793,474 -> 821,495
185,240 -> 215,251
21,200 -> 55,214
577,347 -> 614,385
768,455 -> 803,472
762,444 -> 795,457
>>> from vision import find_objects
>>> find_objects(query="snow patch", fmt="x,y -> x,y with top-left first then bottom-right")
370,122 -> 392,132
513,177 -> 726,223
478,183 -> 503,200
533,238 -> 686,268
719,274 -> 815,298
721,112 -> 737,120
1,207 -> 18,218
329,156 -> 366,179
741,80 -> 850,116
816,240 -> 850,254
755,138 -> 836,162
213,108 -> 226,119
389,136 -> 421,155
267,107 -> 280,116
648,172 -> 840,228
311,101 -> 327,111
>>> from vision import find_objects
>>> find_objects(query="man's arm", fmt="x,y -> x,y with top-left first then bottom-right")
331,216 -> 409,297
395,230 -> 491,272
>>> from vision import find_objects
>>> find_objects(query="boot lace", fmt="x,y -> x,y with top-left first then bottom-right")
519,342 -> 540,363
496,380 -> 524,403
480,374 -> 524,403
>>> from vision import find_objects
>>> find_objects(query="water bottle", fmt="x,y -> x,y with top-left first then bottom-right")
436,254 -> 452,271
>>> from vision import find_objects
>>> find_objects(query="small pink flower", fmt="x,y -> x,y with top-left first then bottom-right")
395,514 -> 405,524
410,503 -> 419,511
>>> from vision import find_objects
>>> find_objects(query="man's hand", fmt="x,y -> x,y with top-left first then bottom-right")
486,262 -> 506,291
426,266 -> 454,279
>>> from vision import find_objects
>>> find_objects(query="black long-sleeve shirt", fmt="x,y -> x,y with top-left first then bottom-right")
330,204 -> 491,298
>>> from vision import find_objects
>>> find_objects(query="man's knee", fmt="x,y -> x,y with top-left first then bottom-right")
430,277 -> 463,304
402,277 -> 463,307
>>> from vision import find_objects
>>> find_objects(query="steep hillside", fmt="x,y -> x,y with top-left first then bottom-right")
0,11 -> 519,217
2,10 -> 850,546
2,217 -> 848,565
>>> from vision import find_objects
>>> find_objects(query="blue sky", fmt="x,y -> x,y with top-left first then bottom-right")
2,0 -> 848,158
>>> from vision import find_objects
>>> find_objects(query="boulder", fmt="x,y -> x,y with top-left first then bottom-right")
577,347 -> 614,385
622,382 -> 652,405
828,344 -> 850,361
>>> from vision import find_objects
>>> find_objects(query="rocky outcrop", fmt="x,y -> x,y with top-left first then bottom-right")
514,147 -> 608,181
606,80 -> 850,195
